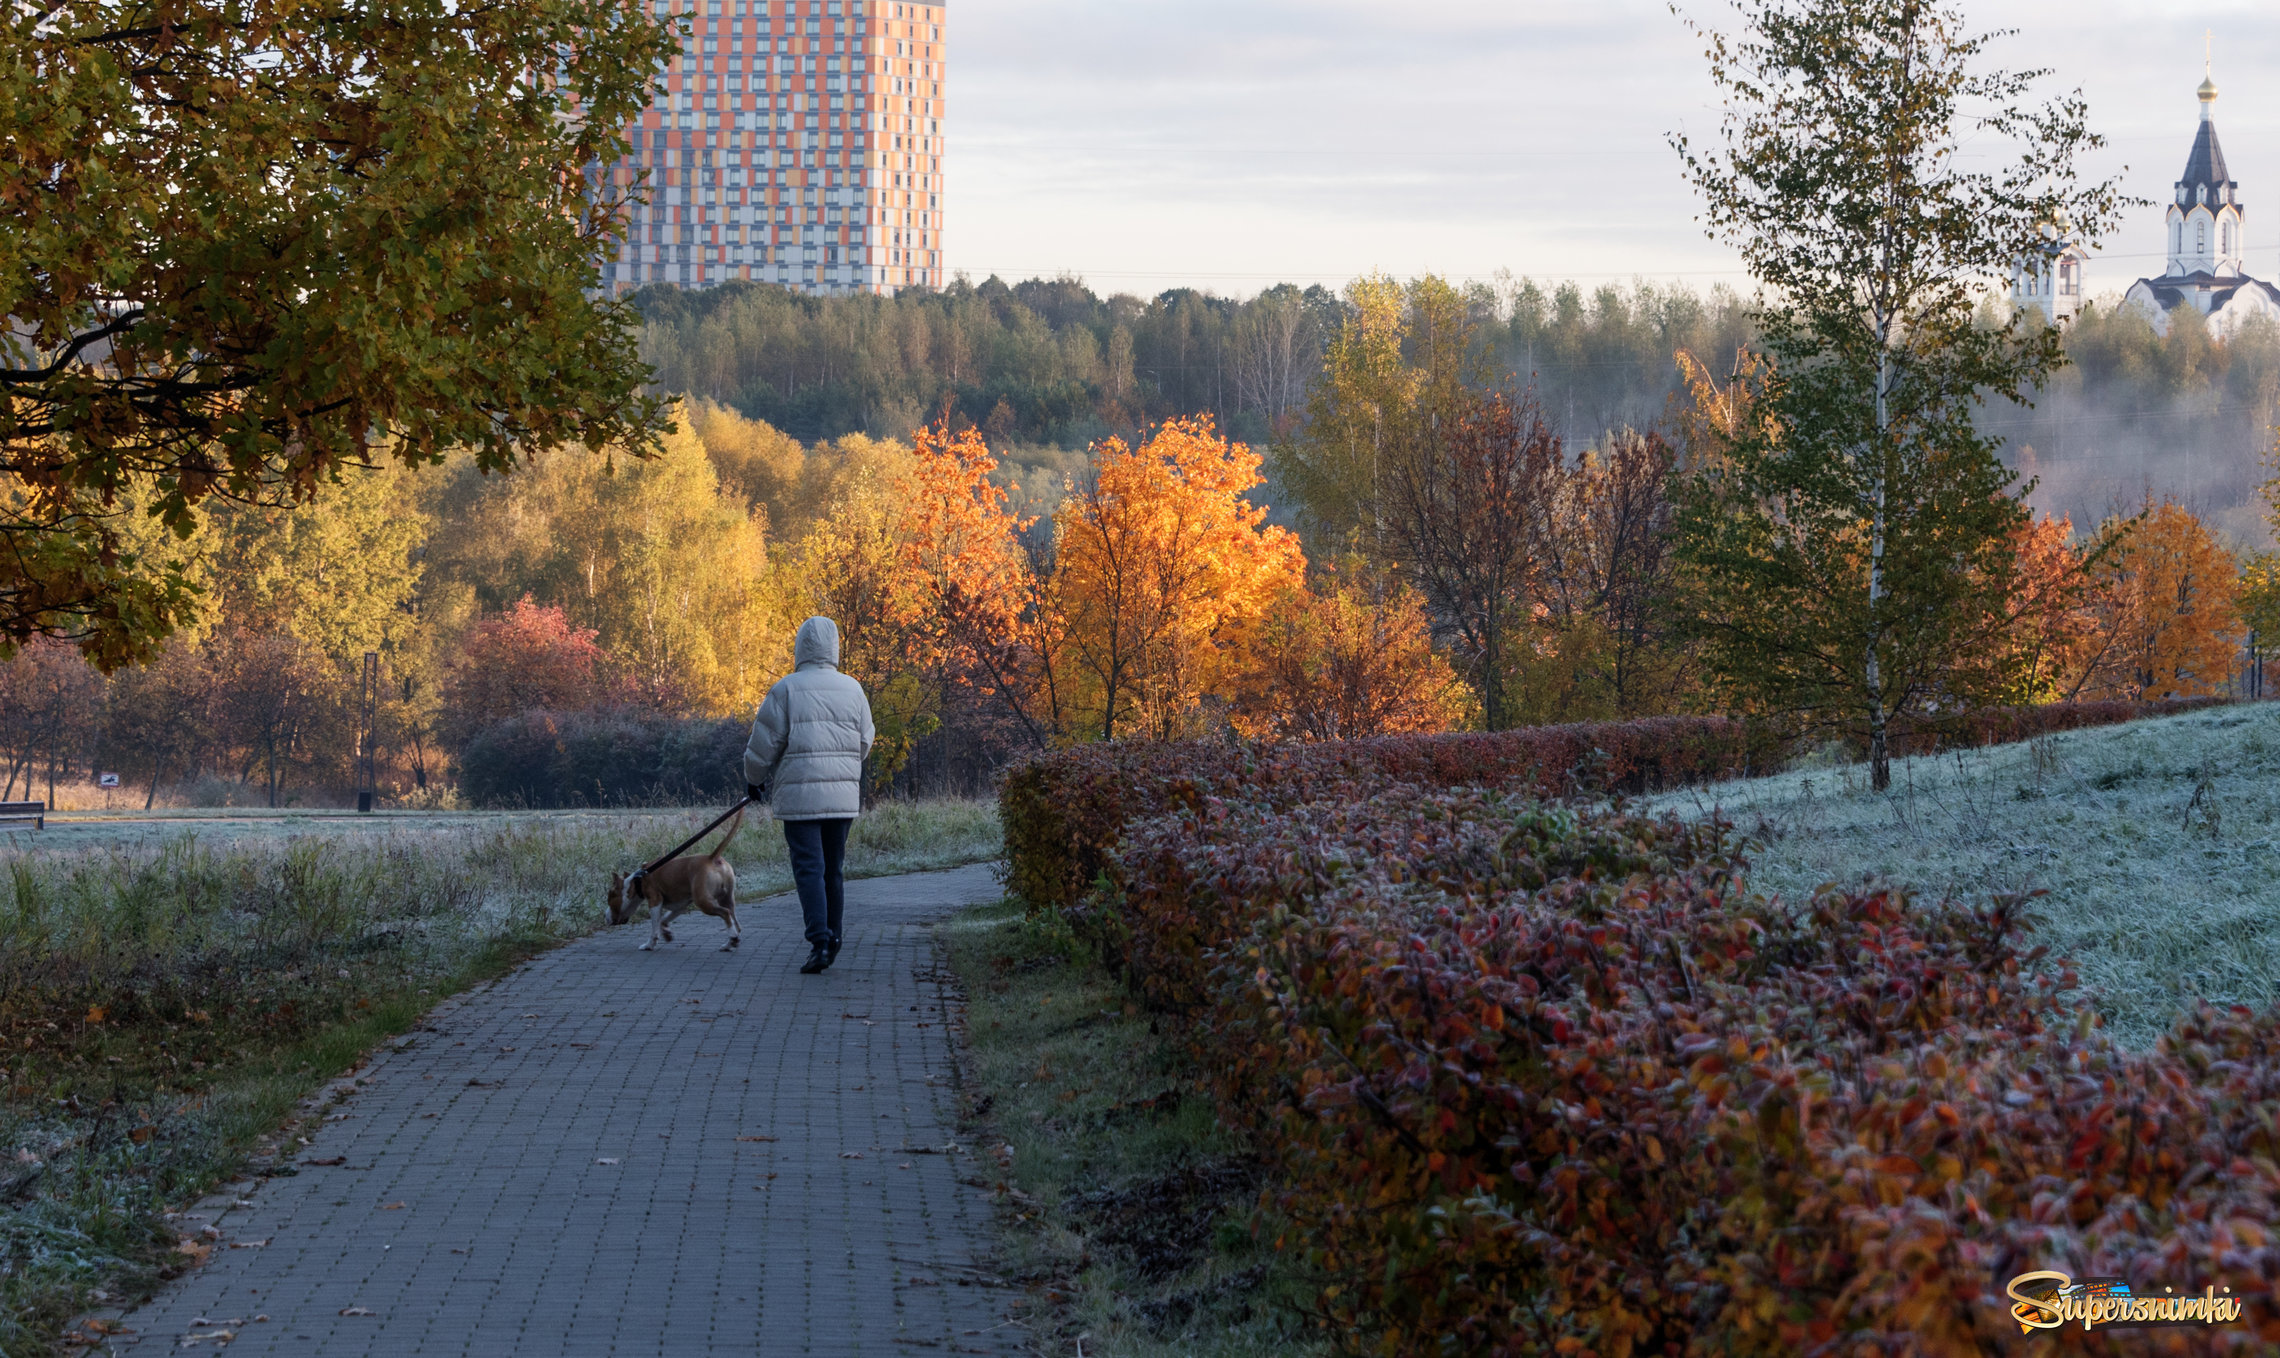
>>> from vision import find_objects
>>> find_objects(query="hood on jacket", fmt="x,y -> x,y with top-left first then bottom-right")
793,615 -> 841,669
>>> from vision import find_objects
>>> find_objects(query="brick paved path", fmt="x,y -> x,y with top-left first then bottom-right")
100,864 -> 1021,1357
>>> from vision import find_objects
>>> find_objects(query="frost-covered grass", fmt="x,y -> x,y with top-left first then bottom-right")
0,799 -> 999,1356
1645,703 -> 2280,1047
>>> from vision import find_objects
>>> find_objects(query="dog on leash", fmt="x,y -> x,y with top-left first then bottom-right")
608,808 -> 745,952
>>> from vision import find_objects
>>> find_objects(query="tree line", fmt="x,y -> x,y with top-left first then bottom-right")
638,269 -> 2280,552
634,272 -> 1758,455
7,272 -> 2271,809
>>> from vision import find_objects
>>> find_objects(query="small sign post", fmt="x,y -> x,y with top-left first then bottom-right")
98,772 -> 120,810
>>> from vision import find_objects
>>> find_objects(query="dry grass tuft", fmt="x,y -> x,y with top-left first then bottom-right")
1647,704 -> 2280,1046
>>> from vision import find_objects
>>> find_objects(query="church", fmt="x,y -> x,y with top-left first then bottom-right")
2118,65 -> 2280,337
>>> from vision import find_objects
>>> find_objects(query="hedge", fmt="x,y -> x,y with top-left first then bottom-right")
1002,698 -> 2231,919
1110,788 -> 2280,1354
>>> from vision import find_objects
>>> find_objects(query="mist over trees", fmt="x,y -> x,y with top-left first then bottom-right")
2001,300 -> 2280,548
636,273 -> 2278,555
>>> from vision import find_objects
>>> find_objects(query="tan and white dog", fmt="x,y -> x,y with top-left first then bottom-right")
608,808 -> 745,952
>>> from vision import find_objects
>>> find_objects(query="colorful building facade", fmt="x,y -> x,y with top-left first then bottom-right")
599,0 -> 945,295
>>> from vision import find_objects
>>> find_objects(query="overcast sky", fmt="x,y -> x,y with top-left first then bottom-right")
946,0 -> 2280,300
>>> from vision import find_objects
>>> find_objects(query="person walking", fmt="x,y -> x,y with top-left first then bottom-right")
745,616 -> 876,974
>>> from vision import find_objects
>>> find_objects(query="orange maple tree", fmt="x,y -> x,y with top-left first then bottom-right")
1051,417 -> 1306,741
895,422 -> 1070,748
2071,499 -> 2241,700
1239,558 -> 1468,740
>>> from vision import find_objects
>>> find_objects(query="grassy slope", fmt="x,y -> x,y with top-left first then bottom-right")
0,800 -> 999,1357
1644,702 -> 2280,1046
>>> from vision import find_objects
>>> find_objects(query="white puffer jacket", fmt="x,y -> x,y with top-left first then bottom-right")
743,617 -> 877,821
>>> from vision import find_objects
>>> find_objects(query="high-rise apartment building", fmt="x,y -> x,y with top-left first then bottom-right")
598,0 -> 946,295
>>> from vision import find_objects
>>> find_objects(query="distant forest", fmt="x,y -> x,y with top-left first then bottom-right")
634,275 -> 2280,549
633,274 -> 1756,452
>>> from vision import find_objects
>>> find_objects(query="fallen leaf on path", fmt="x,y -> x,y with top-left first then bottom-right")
840,1152 -> 865,1159
378,1201 -> 406,1210
301,1157 -> 346,1167
735,1136 -> 776,1142
190,1317 -> 241,1326
595,1158 -> 620,1165
899,1163 -> 913,1170
338,1306 -> 376,1317
84,1320 -> 131,1334
466,1080 -> 501,1088
228,1240 -> 270,1249
180,1330 -> 234,1346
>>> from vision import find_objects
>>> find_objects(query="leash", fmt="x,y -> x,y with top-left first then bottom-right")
634,794 -> 755,879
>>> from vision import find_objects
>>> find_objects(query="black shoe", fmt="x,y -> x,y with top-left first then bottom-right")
825,934 -> 841,966
799,944 -> 829,974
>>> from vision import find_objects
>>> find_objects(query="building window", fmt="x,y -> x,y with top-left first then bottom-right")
2197,223 -> 2206,254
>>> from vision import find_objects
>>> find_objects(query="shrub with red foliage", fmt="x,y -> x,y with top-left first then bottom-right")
1109,789 -> 2280,1355
1004,716 -> 1786,919
1002,698 -> 2231,921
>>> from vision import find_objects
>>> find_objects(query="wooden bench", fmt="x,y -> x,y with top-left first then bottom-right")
0,801 -> 44,830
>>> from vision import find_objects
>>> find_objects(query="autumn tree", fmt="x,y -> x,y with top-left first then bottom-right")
443,598 -> 613,745
1671,0 -> 2129,788
1055,418 -> 1306,741
204,467 -> 428,668
1378,389 -> 1561,731
204,629 -> 349,807
2241,553 -> 2280,700
896,423 -> 1063,750
1238,559 -> 1469,741
99,642 -> 218,808
1277,276 -> 1499,563
2070,501 -> 2240,701
425,421 -> 776,717
687,400 -> 810,535
1984,514 -> 2097,703
1515,429 -> 1697,722
0,0 -> 671,665
0,638 -> 103,803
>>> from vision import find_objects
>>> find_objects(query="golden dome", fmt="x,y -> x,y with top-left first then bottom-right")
2199,73 -> 2219,102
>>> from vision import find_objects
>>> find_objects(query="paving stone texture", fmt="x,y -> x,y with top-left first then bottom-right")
98,864 -> 1022,1357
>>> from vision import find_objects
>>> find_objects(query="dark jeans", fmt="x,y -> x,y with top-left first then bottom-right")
783,818 -> 852,947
